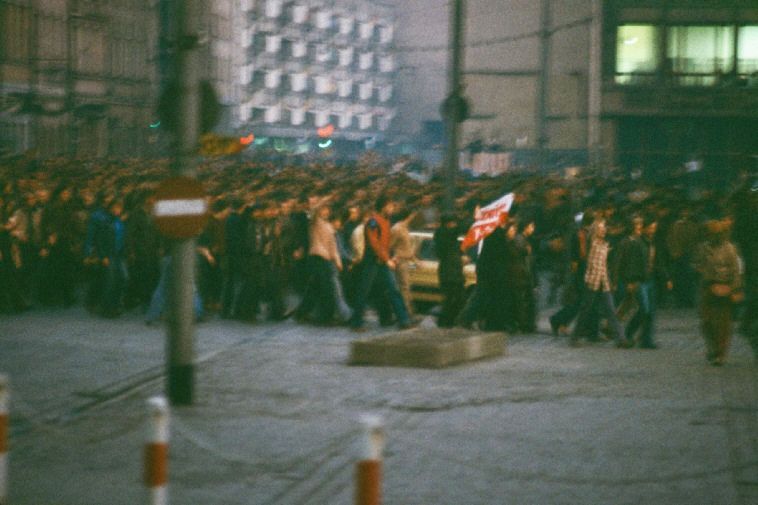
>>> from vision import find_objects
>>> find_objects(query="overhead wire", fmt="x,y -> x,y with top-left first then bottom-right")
395,16 -> 593,53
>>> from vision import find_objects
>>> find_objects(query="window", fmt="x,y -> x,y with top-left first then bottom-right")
2,4 -> 32,62
738,26 -> 758,76
615,25 -> 661,84
667,26 -> 734,86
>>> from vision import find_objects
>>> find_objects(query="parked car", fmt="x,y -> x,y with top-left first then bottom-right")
406,231 -> 477,307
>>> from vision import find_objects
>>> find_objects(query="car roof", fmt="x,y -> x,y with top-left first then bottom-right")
409,230 -> 434,239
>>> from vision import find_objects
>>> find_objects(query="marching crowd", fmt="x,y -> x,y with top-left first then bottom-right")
0,155 -> 755,365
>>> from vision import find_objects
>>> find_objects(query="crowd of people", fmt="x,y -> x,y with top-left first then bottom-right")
0,154 -> 755,365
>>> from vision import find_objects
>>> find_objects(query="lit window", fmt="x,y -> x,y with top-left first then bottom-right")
738,26 -> 758,75
615,25 -> 660,84
667,25 -> 734,85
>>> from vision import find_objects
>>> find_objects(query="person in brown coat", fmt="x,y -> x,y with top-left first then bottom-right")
693,217 -> 744,366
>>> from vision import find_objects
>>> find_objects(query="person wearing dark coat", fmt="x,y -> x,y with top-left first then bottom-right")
197,198 -> 229,315
434,213 -> 465,328
39,187 -> 78,306
476,217 -> 517,332
221,199 -> 246,318
513,221 -> 537,332
235,204 -> 267,321
549,212 -> 591,336
613,216 -> 672,348
86,200 -> 127,318
124,193 -> 161,311
731,178 -> 758,357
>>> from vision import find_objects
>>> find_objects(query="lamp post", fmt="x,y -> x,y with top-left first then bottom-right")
443,0 -> 466,213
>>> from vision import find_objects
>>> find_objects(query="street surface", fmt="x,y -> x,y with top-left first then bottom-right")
1,306 -> 756,504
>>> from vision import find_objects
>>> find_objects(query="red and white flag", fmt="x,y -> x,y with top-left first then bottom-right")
460,192 -> 515,251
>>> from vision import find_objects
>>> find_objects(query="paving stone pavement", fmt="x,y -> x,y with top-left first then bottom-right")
1,306 -> 756,504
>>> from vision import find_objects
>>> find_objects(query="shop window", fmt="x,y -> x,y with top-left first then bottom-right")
615,24 -> 660,85
738,26 -> 758,77
667,26 -> 734,86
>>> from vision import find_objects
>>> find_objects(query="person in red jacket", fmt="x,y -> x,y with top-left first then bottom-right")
349,194 -> 413,331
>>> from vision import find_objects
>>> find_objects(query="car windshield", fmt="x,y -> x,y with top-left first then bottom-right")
417,237 -> 438,261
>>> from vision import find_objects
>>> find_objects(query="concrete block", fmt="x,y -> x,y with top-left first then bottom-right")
349,328 -> 507,368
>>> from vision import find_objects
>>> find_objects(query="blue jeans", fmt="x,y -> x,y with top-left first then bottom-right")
330,262 -> 352,322
102,258 -> 127,315
146,256 -> 204,323
626,280 -> 657,346
349,261 -> 409,328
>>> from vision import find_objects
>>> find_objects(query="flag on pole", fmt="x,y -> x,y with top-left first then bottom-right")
460,192 -> 515,251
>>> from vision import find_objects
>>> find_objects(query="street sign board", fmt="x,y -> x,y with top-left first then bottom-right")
152,176 -> 209,239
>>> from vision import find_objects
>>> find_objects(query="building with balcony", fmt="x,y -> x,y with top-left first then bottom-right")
239,0 -> 397,148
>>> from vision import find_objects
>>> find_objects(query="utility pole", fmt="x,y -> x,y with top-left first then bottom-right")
588,0 -> 603,173
443,0 -> 466,213
537,0 -> 551,172
166,0 -> 201,406
158,0 -> 175,90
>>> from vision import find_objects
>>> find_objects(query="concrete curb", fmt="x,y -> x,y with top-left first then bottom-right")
349,328 -> 507,368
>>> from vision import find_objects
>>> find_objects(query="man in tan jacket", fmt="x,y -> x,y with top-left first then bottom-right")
295,203 -> 344,324
693,217 -> 744,366
390,209 -> 417,316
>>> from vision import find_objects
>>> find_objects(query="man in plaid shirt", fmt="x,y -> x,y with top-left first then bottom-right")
571,220 -> 626,347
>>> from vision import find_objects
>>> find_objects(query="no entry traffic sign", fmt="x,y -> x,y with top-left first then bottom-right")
152,176 -> 209,239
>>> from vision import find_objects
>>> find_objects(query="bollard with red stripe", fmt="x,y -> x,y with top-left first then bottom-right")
145,397 -> 169,505
0,375 -> 8,505
355,415 -> 384,505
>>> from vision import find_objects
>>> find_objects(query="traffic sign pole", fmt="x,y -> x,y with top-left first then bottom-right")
167,0 -> 202,406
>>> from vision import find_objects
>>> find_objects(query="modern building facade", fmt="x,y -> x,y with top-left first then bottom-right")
394,0 -> 758,173
239,0 -> 397,148
603,0 -> 758,173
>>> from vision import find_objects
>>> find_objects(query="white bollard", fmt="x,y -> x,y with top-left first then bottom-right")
355,415 -> 384,505
0,375 -> 8,505
145,397 -> 169,505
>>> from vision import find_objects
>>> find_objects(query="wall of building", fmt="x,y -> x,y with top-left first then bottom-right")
393,0 -> 757,172
392,0 -> 593,161
202,0 -> 243,134
0,0 -> 162,158
0,0 -> 245,159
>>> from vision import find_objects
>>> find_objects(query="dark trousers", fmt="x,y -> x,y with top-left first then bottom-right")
39,244 -> 77,306
671,255 -> 696,307
102,258 -> 126,316
515,285 -> 536,332
457,284 -> 482,327
625,281 -> 657,347
349,261 -> 409,328
573,287 -> 624,343
199,254 -> 224,311
221,260 -> 244,318
550,269 -> 584,329
741,261 -> 758,355
701,291 -> 734,362
265,265 -> 288,320
296,255 -> 337,323
236,270 -> 264,321
438,280 -> 465,328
